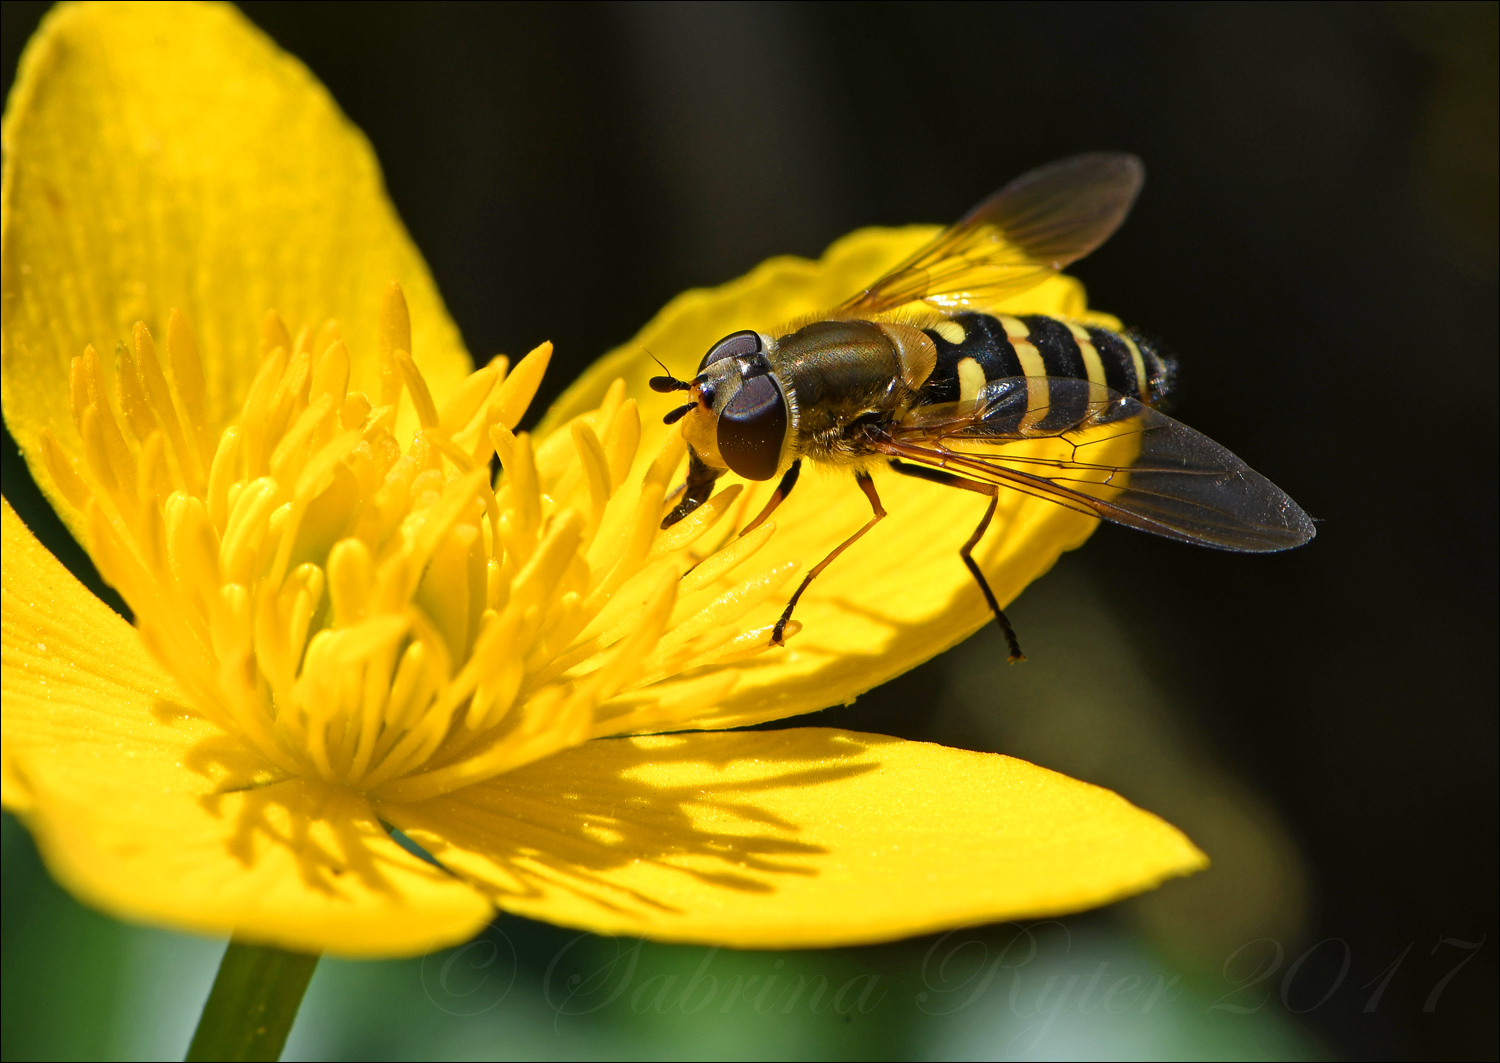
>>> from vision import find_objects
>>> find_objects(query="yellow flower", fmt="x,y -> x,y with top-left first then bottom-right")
1,1 -> 1204,958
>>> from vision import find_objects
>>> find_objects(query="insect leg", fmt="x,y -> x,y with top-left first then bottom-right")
888,459 -> 1025,662
770,470 -> 885,646
661,449 -> 726,529
740,460 -> 802,537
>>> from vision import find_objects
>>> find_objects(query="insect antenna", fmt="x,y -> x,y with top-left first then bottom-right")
662,402 -> 696,425
644,348 -> 693,393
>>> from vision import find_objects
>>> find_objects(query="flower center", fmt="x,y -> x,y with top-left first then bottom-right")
42,285 -> 797,800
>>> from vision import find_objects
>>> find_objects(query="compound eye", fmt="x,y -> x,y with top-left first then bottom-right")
717,374 -> 787,481
698,330 -> 762,373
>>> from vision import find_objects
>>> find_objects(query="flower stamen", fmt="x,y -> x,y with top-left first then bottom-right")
41,283 -> 800,800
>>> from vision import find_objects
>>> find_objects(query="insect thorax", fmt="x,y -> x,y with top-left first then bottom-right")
770,320 -> 909,464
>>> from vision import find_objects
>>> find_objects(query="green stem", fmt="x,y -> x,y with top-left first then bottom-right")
185,940 -> 320,1062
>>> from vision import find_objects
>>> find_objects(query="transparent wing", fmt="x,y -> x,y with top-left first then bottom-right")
835,153 -> 1145,318
880,377 -> 1315,552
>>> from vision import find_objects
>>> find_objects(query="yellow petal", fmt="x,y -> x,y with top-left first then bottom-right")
549,228 -> 1124,729
1,496 -> 196,810
30,775 -> 493,957
2,498 -> 490,956
2,1 -> 471,541
380,727 -> 1206,948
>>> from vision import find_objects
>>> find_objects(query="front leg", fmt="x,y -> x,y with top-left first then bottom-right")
661,449 -> 727,528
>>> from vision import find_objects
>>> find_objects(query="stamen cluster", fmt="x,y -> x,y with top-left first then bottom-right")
41,286 -> 797,801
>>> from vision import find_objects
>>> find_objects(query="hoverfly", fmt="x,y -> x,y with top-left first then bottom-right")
650,153 -> 1314,661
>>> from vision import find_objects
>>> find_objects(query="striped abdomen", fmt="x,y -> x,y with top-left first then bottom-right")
916,312 -> 1175,430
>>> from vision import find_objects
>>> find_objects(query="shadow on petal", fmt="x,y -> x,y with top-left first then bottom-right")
198,779 -> 452,900
22,745 -> 493,956
379,731 -> 875,922
378,728 -> 1205,949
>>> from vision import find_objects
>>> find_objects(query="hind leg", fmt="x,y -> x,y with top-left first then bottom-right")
888,460 -> 1024,662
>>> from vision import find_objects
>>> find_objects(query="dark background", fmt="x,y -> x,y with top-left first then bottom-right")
3,2 -> 1495,1060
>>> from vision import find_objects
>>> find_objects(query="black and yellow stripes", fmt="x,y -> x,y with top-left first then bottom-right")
921,313 -> 1025,396
919,312 -> 1175,428
1017,316 -> 1087,381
